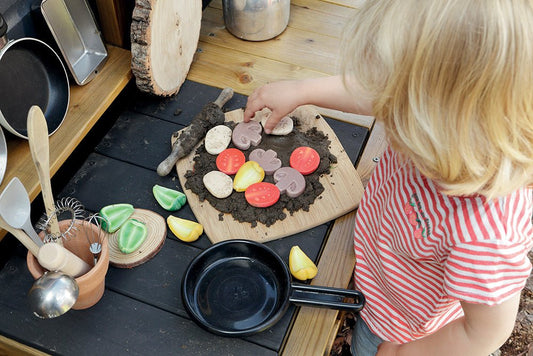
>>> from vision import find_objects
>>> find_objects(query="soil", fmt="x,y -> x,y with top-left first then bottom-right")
184,118 -> 337,227
330,251 -> 533,356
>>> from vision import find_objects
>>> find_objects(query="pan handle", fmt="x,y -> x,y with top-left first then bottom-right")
0,13 -> 8,48
289,283 -> 365,312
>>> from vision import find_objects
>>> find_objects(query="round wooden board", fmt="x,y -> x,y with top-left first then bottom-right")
107,209 -> 167,268
131,0 -> 202,96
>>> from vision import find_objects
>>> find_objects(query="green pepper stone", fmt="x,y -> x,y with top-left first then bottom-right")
99,203 -> 135,233
117,219 -> 148,254
152,185 -> 187,211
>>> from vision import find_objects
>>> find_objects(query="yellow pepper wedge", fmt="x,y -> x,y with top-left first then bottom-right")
167,215 -> 203,242
233,161 -> 264,192
289,245 -> 318,281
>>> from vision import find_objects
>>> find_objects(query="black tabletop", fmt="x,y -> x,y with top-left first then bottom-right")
0,80 -> 367,355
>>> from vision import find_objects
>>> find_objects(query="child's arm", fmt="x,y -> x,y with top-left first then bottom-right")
243,76 -> 373,133
377,292 -> 521,356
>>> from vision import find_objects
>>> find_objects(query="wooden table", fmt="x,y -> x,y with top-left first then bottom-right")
192,1 -> 386,354
0,1 -> 388,355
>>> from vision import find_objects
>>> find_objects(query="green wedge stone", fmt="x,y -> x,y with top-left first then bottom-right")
152,185 -> 187,211
99,203 -> 135,233
118,219 -> 148,254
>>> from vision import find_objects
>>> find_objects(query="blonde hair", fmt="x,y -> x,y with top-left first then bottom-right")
342,0 -> 533,198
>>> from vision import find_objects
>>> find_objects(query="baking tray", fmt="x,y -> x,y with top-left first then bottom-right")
41,0 -> 107,85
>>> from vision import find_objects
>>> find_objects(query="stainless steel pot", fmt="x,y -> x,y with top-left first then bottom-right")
222,0 -> 290,41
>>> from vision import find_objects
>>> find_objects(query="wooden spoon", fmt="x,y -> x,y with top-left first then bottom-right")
27,106 -> 61,239
0,215 -> 39,257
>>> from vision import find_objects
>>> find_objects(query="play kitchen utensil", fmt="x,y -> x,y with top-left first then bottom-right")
0,177 -> 44,247
37,242 -> 91,278
40,0 -> 108,85
36,196 -> 85,242
28,219 -> 110,310
182,240 -> 365,337
0,215 -> 40,257
0,13 -> 69,139
27,270 -> 79,318
83,213 -> 107,265
27,105 -> 61,240
222,0 -> 290,41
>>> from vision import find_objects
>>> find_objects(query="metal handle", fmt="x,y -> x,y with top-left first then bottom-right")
289,283 -> 365,312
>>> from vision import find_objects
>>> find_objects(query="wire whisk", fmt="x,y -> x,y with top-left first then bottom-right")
36,197 -> 85,243
82,213 -> 108,265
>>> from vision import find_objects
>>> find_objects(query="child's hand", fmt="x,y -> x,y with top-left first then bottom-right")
244,80 -> 304,133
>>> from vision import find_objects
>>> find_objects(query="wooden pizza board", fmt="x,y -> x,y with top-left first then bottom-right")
107,209 -> 167,268
176,105 -> 364,243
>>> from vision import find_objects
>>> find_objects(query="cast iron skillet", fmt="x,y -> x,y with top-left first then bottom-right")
182,239 -> 365,337
0,13 -> 69,139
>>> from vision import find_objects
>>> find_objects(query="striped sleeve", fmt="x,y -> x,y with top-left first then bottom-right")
444,239 -> 532,304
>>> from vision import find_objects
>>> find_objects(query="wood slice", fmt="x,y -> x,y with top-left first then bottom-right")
107,209 -> 167,268
131,0 -> 202,96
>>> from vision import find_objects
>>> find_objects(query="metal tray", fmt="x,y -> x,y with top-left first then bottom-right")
41,0 -> 107,85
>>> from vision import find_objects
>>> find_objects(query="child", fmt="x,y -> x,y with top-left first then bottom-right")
243,0 -> 533,355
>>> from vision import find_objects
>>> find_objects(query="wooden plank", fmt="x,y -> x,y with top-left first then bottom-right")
356,121 -> 387,186
0,45 -> 132,241
188,41 -> 327,96
0,335 -> 49,356
200,7 -> 342,75
94,0 -> 127,47
282,211 -> 357,355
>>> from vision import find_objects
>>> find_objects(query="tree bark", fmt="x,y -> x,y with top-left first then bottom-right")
130,0 -> 202,96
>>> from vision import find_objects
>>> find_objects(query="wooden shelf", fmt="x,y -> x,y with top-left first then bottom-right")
0,45 -> 132,240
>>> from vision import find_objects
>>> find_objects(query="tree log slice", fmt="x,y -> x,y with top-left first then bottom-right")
107,209 -> 167,268
131,0 -> 202,96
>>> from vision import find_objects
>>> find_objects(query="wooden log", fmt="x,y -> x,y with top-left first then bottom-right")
130,0 -> 202,96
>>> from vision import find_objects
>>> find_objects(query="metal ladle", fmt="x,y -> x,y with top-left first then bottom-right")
27,271 -> 79,318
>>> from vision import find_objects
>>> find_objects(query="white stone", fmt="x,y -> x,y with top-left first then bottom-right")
204,125 -> 232,155
203,170 -> 233,199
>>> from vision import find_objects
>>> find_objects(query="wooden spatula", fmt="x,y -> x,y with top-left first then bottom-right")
27,105 -> 61,239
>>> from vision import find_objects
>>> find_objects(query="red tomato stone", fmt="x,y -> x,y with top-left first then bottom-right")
216,148 -> 245,175
289,146 -> 320,175
244,182 -> 280,208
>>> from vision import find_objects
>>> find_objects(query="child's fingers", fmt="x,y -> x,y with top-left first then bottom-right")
243,90 -> 263,122
263,113 -> 283,134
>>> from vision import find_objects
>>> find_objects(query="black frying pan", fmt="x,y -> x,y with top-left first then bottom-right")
182,240 -> 365,337
0,13 -> 69,139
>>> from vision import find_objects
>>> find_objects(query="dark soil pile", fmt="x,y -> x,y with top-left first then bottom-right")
184,118 -> 337,227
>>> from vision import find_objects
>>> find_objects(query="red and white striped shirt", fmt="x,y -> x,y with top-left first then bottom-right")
353,146 -> 533,343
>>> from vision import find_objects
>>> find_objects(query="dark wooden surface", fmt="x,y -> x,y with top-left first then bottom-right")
0,80 -> 367,355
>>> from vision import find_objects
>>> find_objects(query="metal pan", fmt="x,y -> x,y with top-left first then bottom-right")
182,239 -> 365,337
40,0 -> 108,85
0,126 -> 6,184
0,13 -> 69,139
